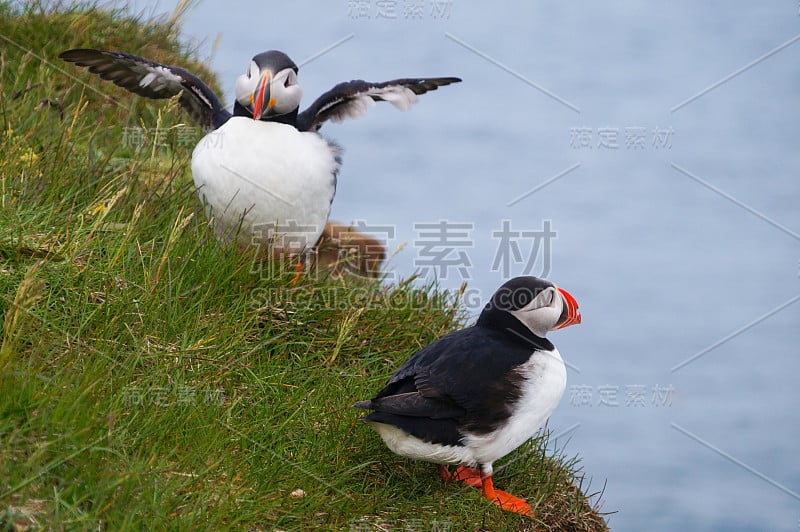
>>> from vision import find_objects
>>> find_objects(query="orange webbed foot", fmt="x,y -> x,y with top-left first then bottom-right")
438,465 -> 482,487
481,474 -> 534,517
451,465 -> 483,487
438,465 -> 534,517
488,488 -> 533,516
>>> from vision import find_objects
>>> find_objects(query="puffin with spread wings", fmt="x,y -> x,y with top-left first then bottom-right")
60,49 -> 460,254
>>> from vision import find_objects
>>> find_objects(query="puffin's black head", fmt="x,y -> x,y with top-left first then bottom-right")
478,276 -> 581,338
235,50 -> 302,121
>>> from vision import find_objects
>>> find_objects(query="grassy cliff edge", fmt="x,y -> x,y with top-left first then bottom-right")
0,2 -> 608,530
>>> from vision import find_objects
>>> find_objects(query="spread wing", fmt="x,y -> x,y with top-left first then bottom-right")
296,76 -> 460,132
59,48 -> 231,130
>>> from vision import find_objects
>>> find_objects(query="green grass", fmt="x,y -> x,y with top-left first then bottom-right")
0,2 -> 608,530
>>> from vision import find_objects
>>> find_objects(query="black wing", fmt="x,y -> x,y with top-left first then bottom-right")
59,48 -> 231,130
355,326 -> 532,436
296,77 -> 461,132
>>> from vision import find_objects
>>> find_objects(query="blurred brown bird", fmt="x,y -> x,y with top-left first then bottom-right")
311,221 -> 386,278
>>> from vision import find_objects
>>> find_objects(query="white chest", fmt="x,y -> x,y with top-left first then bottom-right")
190,117 -> 340,250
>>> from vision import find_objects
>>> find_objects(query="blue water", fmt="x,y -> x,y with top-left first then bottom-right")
119,1 -> 800,529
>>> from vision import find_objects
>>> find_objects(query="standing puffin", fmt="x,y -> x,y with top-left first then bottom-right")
354,276 -> 581,516
59,49 -> 459,254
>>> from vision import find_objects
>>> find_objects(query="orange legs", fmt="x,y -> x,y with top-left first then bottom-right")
289,260 -> 303,285
438,464 -> 534,517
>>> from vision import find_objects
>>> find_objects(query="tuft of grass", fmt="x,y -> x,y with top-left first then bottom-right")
0,2 -> 609,530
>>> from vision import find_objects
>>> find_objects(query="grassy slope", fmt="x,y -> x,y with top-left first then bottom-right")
0,2 -> 608,530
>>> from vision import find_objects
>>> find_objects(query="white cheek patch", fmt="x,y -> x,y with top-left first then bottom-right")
234,75 -> 256,107
272,89 -> 303,114
508,288 -> 561,339
271,70 -> 303,115
234,62 -> 260,107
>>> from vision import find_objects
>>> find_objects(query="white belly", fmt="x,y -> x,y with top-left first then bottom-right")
191,117 -> 339,252
367,422 -> 476,466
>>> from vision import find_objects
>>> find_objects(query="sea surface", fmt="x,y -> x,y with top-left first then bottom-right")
114,1 -> 800,529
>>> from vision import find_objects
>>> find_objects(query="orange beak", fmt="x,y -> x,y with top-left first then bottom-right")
554,287 -> 581,329
251,70 -> 274,119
